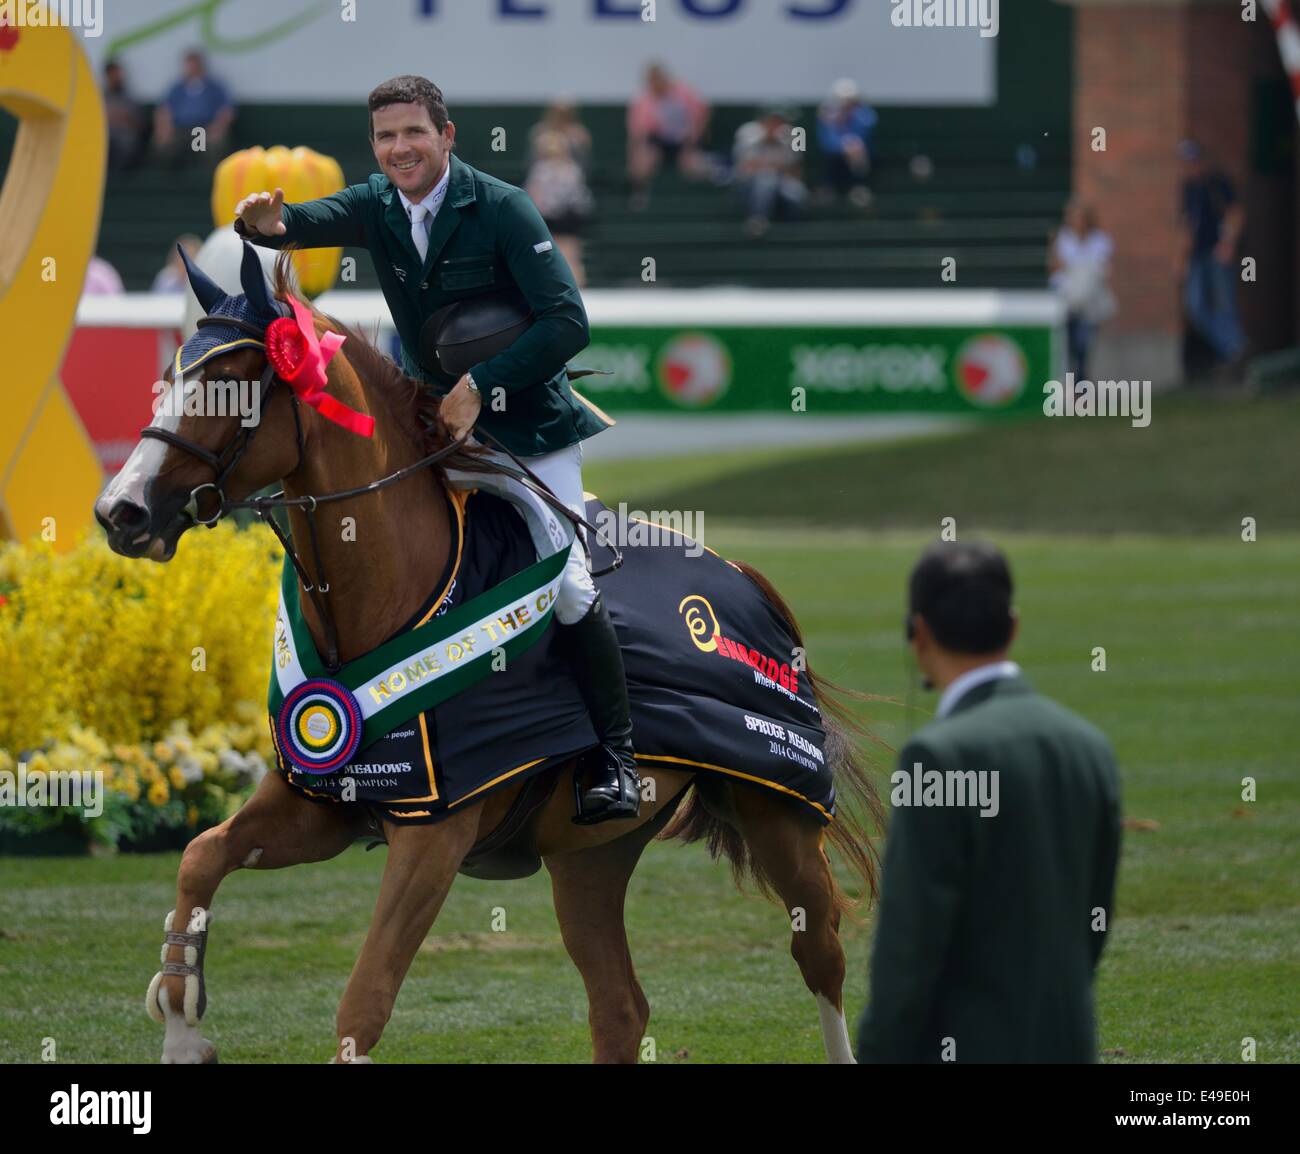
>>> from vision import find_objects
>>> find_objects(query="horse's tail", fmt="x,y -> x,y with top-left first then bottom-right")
660,559 -> 889,920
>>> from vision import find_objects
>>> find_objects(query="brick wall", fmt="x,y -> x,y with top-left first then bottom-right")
1067,0 -> 1298,379
1073,4 -> 1190,337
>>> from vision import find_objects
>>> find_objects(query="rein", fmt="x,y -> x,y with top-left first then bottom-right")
142,313 -> 621,672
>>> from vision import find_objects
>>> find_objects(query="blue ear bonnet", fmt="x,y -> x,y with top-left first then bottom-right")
174,294 -> 279,377
175,240 -> 286,377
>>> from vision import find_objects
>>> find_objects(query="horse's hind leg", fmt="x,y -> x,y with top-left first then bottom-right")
151,770 -> 365,1063
543,818 -> 665,1063
729,783 -> 856,1063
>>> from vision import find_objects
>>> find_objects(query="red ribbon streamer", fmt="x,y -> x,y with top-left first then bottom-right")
270,295 -> 375,438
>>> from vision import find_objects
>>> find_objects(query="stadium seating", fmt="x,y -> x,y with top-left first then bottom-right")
1,102 -> 1071,292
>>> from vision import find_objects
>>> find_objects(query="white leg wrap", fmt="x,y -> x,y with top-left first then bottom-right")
816,993 -> 856,1064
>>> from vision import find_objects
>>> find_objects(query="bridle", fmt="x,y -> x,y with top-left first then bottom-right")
141,312 -> 620,672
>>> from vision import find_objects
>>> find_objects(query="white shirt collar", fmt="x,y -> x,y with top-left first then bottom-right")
398,160 -> 451,220
935,661 -> 1021,719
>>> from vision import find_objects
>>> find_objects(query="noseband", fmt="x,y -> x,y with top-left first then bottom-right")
140,312 -> 620,671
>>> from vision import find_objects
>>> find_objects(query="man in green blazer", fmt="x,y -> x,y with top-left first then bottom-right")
857,541 -> 1122,1063
233,76 -> 638,823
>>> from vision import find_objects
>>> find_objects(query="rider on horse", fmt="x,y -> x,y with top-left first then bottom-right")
233,75 -> 638,824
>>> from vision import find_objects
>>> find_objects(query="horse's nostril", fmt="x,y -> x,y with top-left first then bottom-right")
107,498 -> 150,537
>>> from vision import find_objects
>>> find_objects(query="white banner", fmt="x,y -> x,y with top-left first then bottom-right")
86,0 -> 995,105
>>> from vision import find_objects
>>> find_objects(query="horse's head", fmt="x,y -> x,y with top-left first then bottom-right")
95,243 -> 306,561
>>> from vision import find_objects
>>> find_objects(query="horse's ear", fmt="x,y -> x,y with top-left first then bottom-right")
179,244 -> 225,314
239,239 -> 278,317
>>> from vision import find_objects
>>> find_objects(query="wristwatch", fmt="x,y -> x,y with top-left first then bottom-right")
464,371 -> 480,395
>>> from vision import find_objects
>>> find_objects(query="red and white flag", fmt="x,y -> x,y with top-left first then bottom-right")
1262,0 -> 1300,123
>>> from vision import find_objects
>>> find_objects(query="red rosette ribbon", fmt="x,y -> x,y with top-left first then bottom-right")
265,295 -> 374,438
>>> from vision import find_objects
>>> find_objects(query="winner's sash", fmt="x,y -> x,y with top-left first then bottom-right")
268,480 -> 574,774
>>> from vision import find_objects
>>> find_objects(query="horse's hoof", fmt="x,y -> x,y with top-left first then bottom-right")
161,1037 -> 218,1064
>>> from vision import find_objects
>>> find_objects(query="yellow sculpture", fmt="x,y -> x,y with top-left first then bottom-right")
0,22 -> 107,552
212,145 -> 345,298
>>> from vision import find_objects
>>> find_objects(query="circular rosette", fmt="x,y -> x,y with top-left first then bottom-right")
276,678 -> 363,775
266,316 -> 308,382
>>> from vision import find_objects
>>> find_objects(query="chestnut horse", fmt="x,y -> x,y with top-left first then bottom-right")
95,252 -> 883,1064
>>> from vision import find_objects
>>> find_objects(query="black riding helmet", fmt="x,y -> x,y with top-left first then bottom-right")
419,287 -> 533,380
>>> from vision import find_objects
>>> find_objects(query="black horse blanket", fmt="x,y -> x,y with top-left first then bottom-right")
273,492 -> 834,824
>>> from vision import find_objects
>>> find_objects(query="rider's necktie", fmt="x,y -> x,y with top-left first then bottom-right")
409,203 -> 431,263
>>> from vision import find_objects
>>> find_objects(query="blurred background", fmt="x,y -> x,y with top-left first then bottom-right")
3,0 -> 1297,477
0,0 -> 1297,1063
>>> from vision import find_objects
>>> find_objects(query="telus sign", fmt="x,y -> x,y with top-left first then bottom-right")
93,0 -> 989,103
416,0 -> 853,17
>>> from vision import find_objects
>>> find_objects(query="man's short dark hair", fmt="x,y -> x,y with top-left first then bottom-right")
368,76 -> 449,138
908,541 -> 1014,655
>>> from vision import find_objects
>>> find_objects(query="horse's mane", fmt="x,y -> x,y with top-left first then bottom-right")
271,251 -> 491,477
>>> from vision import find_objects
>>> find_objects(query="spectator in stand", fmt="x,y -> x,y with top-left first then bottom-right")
153,50 -> 235,168
1177,139 -> 1246,374
626,62 -> 710,210
529,99 -> 592,173
151,234 -> 204,294
82,255 -> 124,296
817,77 -> 876,208
103,58 -> 145,171
525,130 -> 594,287
1048,201 -> 1115,384
733,105 -> 807,237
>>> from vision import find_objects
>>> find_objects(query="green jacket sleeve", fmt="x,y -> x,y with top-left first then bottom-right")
1089,748 -> 1122,970
857,739 -> 969,1063
468,189 -> 590,394
245,184 -> 369,250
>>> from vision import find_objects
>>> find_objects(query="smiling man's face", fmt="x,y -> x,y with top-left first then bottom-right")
371,102 -> 455,201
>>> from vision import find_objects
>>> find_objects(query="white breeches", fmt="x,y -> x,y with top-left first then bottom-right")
483,440 -> 596,626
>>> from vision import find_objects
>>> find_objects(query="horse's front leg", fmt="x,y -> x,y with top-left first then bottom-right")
149,770 -> 364,1063
333,808 -> 480,1062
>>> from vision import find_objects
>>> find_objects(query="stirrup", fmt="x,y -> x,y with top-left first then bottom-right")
571,748 -> 640,825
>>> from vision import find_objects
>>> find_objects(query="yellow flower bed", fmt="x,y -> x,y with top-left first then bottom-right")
0,524 -> 279,750
0,526 -> 282,850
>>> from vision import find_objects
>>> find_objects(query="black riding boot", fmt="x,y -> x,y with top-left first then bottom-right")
562,593 -> 640,824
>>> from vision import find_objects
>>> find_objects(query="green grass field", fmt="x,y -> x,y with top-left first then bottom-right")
1,396 -> 1297,1063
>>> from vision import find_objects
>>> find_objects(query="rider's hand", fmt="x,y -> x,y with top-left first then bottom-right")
235,188 -> 287,237
441,375 -> 483,441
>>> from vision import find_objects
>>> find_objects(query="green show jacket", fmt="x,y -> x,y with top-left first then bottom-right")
856,674 -> 1122,1063
244,153 -> 610,457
